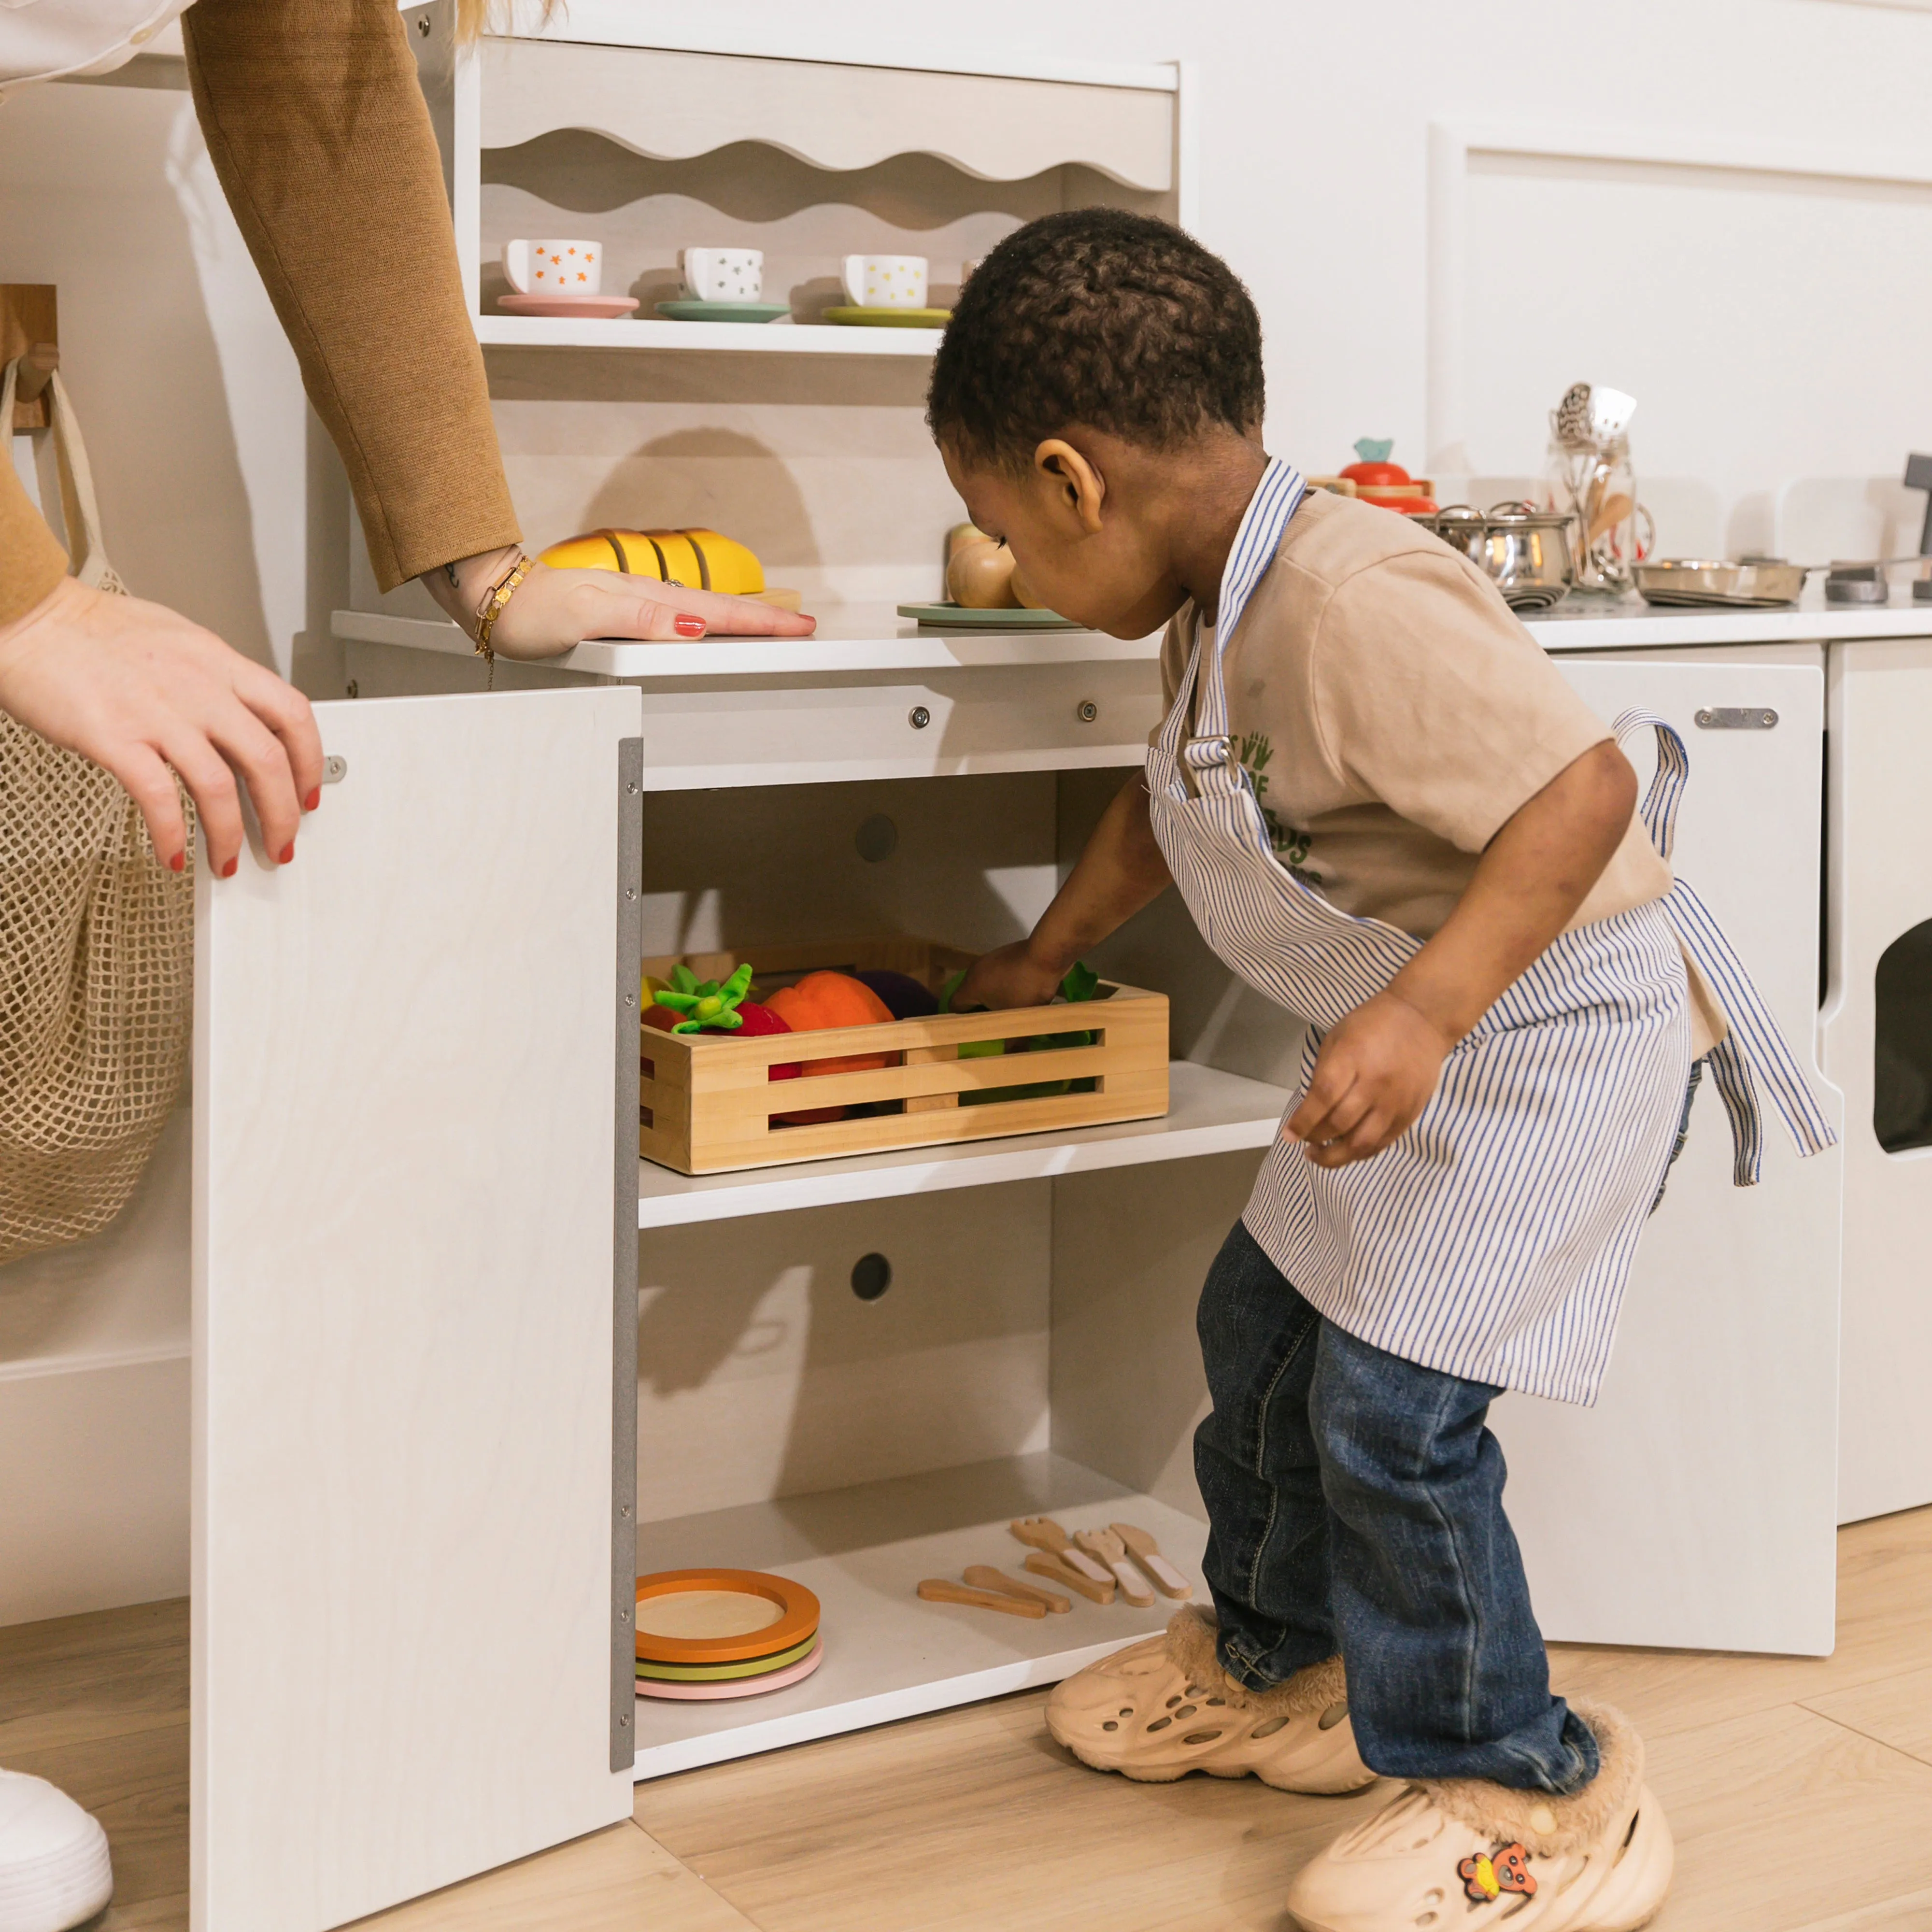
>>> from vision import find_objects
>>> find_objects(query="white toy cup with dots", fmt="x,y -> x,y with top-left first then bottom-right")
680,248 -> 764,302
841,254 -> 928,308
504,239 -> 602,295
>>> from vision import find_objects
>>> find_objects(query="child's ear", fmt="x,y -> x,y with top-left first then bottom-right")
1033,439 -> 1106,534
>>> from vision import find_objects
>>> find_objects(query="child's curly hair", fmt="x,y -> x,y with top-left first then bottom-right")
926,209 -> 1264,471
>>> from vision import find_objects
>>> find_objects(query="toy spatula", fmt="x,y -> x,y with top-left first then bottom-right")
1009,1516 -> 1112,1585
1073,1527 -> 1156,1607
1108,1521 -> 1193,1600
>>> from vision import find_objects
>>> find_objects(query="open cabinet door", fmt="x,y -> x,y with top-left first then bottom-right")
192,689 -> 642,1932
1492,660 -> 1844,1655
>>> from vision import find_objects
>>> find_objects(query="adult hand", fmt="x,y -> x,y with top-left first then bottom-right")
0,575 -> 323,878
425,548 -> 816,658
1283,990 -> 1452,1169
951,940 -> 1065,1014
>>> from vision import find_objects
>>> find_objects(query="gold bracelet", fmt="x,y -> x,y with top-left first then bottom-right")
473,552 -> 533,663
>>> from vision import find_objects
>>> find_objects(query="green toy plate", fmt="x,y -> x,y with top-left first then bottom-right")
897,602 -> 1082,630
823,306 -> 952,327
655,300 -> 793,324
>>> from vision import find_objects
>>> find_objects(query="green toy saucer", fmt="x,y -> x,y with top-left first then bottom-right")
655,300 -> 793,324
823,306 -> 952,328
897,602 -> 1081,630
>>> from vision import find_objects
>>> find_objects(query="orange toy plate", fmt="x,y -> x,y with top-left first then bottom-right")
634,1567 -> 821,1664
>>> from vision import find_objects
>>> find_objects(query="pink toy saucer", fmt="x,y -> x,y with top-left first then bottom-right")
635,1640 -> 823,1702
496,293 -> 639,320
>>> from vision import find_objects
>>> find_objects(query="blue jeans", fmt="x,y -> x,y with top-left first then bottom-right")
1193,1220 -> 1599,1794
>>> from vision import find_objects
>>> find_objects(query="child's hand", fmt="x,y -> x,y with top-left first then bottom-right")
952,942 -> 1065,1012
1284,992 -> 1452,1168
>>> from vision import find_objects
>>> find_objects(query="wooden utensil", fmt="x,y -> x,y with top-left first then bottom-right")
1009,1516 -> 1113,1585
1108,1522 -> 1193,1601
965,1564 -> 1070,1614
918,1578 -> 1045,1619
1073,1528 -> 1156,1607
1023,1550 -> 1114,1605
1587,492 -> 1634,544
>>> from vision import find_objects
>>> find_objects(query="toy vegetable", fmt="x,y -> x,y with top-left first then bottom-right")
652,962 -> 754,1034
941,963 -> 1100,1104
764,971 -> 896,1123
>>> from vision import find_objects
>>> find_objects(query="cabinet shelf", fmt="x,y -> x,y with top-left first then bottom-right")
475,314 -> 945,356
629,1450 -> 1206,1780
637,1061 -> 1290,1228
332,607 -> 1162,680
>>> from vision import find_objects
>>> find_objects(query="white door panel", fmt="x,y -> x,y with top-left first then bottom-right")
1493,662 -> 1843,1655
193,689 -> 641,1931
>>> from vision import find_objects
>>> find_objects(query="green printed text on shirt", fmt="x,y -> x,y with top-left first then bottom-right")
1238,731 -> 1320,879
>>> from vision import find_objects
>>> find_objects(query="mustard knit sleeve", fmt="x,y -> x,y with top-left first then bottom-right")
182,0 -> 518,592
0,451 -> 68,629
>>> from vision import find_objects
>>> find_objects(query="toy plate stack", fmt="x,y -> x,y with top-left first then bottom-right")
634,1568 -> 823,1702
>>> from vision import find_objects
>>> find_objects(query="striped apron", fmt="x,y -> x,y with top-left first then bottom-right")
1147,458 -> 1836,1404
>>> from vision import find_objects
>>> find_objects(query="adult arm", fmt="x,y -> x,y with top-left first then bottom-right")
182,0 -> 810,650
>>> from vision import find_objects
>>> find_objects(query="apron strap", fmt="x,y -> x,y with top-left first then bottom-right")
1611,708 -> 1689,862
1612,709 -> 1834,1180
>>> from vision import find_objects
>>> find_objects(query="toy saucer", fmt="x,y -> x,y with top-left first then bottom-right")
636,1632 -> 819,1681
823,306 -> 952,328
497,293 -> 639,319
896,602 -> 1080,630
635,1568 -> 820,1664
655,300 -> 793,325
636,1641 -> 824,1702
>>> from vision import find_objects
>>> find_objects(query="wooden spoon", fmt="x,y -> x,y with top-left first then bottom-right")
918,1578 -> 1044,1619
965,1565 -> 1070,1614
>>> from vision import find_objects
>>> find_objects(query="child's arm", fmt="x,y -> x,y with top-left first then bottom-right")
952,775 -> 1171,1009
1287,739 -> 1639,1168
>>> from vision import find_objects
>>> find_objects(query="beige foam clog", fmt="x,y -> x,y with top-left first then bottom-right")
1045,1607 -> 1375,1792
1284,1702 -> 1672,1932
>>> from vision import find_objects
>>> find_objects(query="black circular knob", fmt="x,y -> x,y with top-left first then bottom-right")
851,1253 -> 893,1302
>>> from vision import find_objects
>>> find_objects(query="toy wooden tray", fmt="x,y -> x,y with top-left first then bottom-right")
634,1568 -> 819,1664
639,937 -> 1170,1177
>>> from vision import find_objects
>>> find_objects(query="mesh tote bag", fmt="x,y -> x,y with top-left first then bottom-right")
0,355 -> 193,1265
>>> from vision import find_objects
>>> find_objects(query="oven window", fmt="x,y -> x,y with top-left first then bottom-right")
1875,919 -> 1932,1153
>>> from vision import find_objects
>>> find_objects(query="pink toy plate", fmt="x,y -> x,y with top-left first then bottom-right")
635,1640 -> 823,1702
496,293 -> 639,320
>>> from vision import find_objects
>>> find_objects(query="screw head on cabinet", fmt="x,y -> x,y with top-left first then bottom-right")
908,706 -> 931,730
1077,700 -> 1099,723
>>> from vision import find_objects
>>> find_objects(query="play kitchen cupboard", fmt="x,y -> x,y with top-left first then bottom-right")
211,595 -> 1828,1932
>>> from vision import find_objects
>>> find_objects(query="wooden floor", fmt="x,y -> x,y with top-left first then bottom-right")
5,1506 -> 1932,1932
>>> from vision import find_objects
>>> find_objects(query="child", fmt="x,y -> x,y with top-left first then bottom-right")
928,211 -> 1832,1932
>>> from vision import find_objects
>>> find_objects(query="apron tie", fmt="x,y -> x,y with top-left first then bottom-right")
1613,710 -> 1837,1184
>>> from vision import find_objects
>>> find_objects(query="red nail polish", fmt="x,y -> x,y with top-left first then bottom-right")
278,842 -> 295,865
675,614 -> 706,638
221,857 -> 238,879
168,850 -> 185,873
304,787 -> 320,811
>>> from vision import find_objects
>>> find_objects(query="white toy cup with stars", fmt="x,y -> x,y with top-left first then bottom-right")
681,248 -> 763,301
841,254 -> 927,308
503,238 -> 602,294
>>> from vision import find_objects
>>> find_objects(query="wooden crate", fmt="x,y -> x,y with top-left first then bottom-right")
639,938 -> 1169,1175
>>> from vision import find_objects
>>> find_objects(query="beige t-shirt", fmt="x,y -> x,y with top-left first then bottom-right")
1156,488 -> 1724,1049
